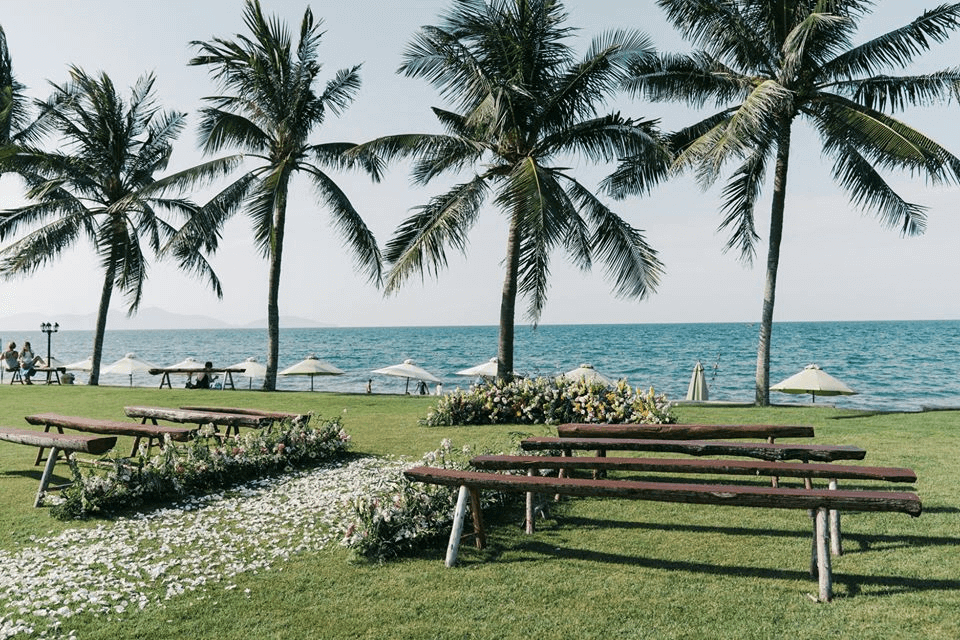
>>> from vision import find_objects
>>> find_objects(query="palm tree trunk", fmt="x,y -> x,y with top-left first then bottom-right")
88,264 -> 116,386
497,212 -> 522,381
755,123 -> 792,406
263,178 -> 290,391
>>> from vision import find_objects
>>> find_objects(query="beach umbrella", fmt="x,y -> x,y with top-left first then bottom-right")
167,356 -> 205,370
771,364 -> 856,403
373,359 -> 441,393
279,355 -> 344,391
686,361 -> 709,401
456,357 -> 499,378
562,363 -> 612,385
229,356 -> 268,389
65,356 -> 94,371
103,352 -> 155,386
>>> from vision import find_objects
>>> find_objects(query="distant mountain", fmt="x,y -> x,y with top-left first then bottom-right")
0,307 -> 333,331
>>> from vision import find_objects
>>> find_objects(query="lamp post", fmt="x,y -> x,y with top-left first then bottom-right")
40,322 -> 58,367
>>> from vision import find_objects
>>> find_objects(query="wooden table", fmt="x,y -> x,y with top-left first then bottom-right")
35,366 -> 66,385
148,367 -> 245,390
124,405 -> 274,436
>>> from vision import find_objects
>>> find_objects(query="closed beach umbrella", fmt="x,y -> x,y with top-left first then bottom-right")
230,356 -> 268,389
373,359 -> 441,393
103,353 -> 155,386
456,357 -> 498,378
562,363 -> 612,385
771,364 -> 856,403
279,355 -> 344,391
686,361 -> 709,401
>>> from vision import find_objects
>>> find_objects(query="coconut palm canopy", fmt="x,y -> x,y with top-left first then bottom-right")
620,1 -> 960,405
353,0 -> 669,382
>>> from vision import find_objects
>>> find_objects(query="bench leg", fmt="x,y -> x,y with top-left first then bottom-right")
828,479 -> 842,556
815,507 -> 833,602
445,485 -> 471,567
35,446 -> 61,508
525,469 -> 535,534
469,488 -> 485,549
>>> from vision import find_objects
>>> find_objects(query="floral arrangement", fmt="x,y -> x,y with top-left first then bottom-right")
50,416 -> 351,520
422,377 -> 675,426
339,439 -> 516,563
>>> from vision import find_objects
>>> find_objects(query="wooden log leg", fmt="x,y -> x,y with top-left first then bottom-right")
593,449 -> 606,479
35,446 -> 61,508
469,488 -> 485,549
768,437 -> 779,487
445,485 -> 470,567
816,507 -> 833,602
525,469 -> 535,534
806,475 -> 816,577
828,479 -> 842,556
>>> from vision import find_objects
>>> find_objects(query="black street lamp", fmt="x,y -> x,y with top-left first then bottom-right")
40,322 -> 59,366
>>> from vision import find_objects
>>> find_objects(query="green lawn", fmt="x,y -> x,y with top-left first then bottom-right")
0,386 -> 957,639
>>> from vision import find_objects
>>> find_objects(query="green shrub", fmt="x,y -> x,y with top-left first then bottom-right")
49,416 -> 351,520
422,377 -> 675,426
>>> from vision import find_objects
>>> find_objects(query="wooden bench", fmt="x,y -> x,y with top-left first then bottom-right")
124,405 -> 274,436
471,454 -> 916,554
521,436 -> 866,463
0,426 -> 116,507
179,406 -> 310,425
148,367 -> 245,390
24,413 -> 194,460
556,423 -> 815,441
403,466 -> 921,602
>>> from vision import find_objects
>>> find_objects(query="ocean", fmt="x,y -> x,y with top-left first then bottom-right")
14,320 -> 960,412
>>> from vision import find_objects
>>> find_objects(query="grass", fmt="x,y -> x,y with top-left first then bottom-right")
1,385 -> 958,639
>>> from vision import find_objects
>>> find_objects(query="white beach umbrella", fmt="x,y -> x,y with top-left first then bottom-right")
65,356 -> 94,371
229,356 -> 268,389
103,352 -> 155,386
279,355 -> 344,391
771,364 -> 856,403
456,357 -> 499,378
686,361 -> 709,401
562,363 -> 613,385
167,356 -> 205,370
373,359 -> 441,393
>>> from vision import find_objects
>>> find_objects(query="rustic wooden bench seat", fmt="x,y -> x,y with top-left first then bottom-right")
472,453 -> 916,555
403,465 -> 921,602
0,426 -> 117,507
178,406 -> 310,424
520,436 -> 866,462
556,423 -> 815,441
124,405 -> 273,436
25,412 -> 194,460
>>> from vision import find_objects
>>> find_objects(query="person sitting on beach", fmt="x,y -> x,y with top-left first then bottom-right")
19,341 -> 43,384
187,362 -> 216,389
2,342 -> 19,374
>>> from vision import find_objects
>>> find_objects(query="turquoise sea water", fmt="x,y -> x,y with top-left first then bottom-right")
18,320 -> 960,411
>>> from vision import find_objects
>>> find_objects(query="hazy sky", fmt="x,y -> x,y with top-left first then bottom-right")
1,1 -> 958,328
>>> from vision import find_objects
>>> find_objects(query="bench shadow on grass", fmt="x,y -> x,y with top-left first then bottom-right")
497,539 -> 960,599
462,513 -> 960,599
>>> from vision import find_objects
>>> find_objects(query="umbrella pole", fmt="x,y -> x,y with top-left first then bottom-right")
405,378 -> 410,394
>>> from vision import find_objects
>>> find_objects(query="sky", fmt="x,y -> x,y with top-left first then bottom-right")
0,0 -> 958,329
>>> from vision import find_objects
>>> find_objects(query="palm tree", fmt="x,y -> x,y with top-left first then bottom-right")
621,1 -> 960,405
186,0 -> 383,390
0,67 -> 236,384
354,0 -> 669,380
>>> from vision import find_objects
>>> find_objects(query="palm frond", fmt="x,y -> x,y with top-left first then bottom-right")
624,51 -> 755,108
384,176 -> 488,294
717,146 -> 770,263
819,3 -> 960,81
840,68 -> 960,111
565,177 -> 663,301
305,165 -> 383,285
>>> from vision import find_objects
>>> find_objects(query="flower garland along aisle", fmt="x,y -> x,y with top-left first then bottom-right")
50,415 -> 352,520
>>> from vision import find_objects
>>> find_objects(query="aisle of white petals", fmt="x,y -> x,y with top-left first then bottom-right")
0,456 -> 407,639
